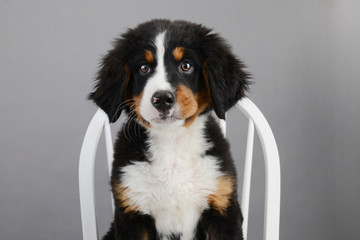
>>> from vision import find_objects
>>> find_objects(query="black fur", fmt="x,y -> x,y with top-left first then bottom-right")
202,33 -> 250,119
89,19 -> 250,240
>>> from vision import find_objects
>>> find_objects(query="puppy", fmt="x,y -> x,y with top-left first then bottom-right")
89,19 -> 250,240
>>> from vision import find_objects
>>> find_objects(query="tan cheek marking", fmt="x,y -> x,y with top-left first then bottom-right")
208,175 -> 235,216
176,84 -> 198,121
113,181 -> 139,214
133,91 -> 151,128
181,68 -> 211,127
144,50 -> 154,63
183,89 -> 211,127
173,47 -> 185,61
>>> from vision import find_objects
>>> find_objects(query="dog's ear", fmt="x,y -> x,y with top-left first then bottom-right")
88,39 -> 130,123
202,33 -> 250,120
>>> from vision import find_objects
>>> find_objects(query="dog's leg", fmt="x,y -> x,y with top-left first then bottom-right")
108,209 -> 158,240
199,196 -> 244,240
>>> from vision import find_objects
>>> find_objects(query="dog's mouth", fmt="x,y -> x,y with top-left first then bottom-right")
150,110 -> 179,124
158,110 -> 171,120
151,117 -> 176,124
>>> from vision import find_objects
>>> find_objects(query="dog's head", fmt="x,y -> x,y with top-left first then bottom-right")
89,19 -> 250,128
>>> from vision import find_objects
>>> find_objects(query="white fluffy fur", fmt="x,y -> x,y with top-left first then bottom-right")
120,114 -> 222,240
139,32 -> 173,123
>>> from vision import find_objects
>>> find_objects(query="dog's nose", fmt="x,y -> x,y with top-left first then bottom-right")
151,91 -> 176,113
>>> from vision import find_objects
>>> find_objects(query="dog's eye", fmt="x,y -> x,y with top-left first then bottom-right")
139,64 -> 150,74
180,61 -> 193,72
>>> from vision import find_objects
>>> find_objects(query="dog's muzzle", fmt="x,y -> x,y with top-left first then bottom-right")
151,90 -> 176,119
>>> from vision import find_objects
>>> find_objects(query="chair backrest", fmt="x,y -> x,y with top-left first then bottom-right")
79,98 -> 281,240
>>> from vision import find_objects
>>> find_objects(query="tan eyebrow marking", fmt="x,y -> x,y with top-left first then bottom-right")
144,50 -> 154,63
172,47 -> 185,61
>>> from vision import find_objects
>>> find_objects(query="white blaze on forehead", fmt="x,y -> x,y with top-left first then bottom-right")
154,32 -> 167,84
148,32 -> 170,90
139,32 -> 172,122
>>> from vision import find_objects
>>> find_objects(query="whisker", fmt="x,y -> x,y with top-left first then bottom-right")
112,99 -> 136,122
124,111 -> 137,141
115,98 -> 145,140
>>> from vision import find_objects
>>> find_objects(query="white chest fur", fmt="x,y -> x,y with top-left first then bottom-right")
120,116 -> 221,240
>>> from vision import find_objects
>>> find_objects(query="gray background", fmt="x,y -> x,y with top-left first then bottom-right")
1,0 -> 359,239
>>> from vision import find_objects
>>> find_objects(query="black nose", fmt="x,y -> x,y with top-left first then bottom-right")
151,91 -> 176,113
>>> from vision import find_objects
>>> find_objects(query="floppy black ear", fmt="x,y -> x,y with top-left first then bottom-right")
202,33 -> 250,120
88,39 -> 130,123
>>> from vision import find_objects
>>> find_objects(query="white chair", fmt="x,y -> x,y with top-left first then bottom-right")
79,98 -> 281,240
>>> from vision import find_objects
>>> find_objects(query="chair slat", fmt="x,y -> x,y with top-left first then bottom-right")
79,109 -> 108,240
104,120 -> 115,214
237,98 -> 281,240
241,119 -> 255,240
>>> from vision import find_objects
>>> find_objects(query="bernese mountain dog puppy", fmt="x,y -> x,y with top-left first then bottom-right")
89,19 -> 250,240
